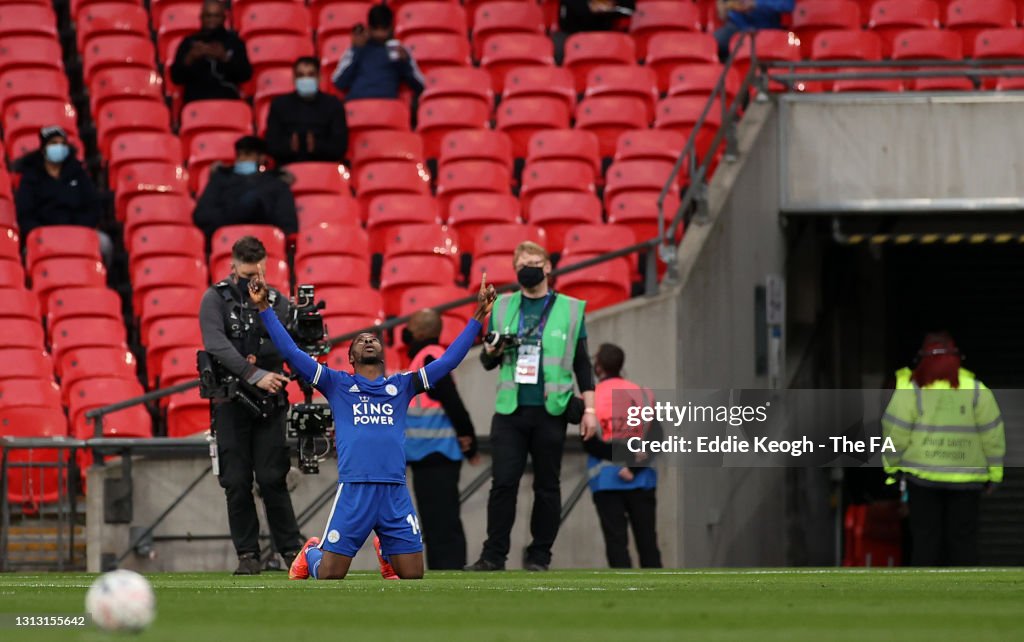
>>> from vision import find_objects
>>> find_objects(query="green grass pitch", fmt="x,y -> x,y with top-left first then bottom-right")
1,569 -> 1023,641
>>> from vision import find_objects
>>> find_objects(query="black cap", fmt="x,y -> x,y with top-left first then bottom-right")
234,135 -> 267,155
40,125 -> 67,145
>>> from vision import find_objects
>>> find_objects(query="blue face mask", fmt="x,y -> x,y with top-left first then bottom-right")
45,143 -> 69,164
234,160 -> 258,175
295,76 -> 318,97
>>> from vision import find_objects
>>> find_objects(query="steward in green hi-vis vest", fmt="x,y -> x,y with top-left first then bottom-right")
882,367 -> 1005,487
490,291 -> 586,417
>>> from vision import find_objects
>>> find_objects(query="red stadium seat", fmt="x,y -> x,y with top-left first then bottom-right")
115,163 -> 189,221
0,379 -> 64,411
472,1 -> 544,59
247,33 -> 315,79
350,131 -> 425,172
123,194 -> 196,247
81,34 -> 156,86
0,201 -> 12,235
383,223 -> 460,269
607,191 -> 682,243
404,33 -> 472,75
295,194 -> 361,229
564,32 -> 636,93
575,96 -> 651,158
614,129 -> 687,186
30,258 -> 107,314
524,188 -> 602,250
1,318 -> 45,349
288,161 -> 352,198
791,0 -> 862,58
379,255 -> 457,316
47,287 -> 122,330
316,285 -> 385,320
366,195 -> 441,255
420,67 -> 494,114
0,4 -> 58,39
0,68 -> 69,116
24,226 -> 102,273
355,161 -> 431,213
629,1 -> 702,60
975,27 -> 1024,57
166,388 -> 208,437
318,34 -> 352,92
145,317 -> 202,386
416,97 -> 492,159
0,288 -> 41,322
108,132 -> 182,188
867,0 -> 941,57
2,100 -> 78,151
479,33 -> 554,94
527,130 -> 601,178
654,96 -> 722,160
50,317 -> 127,365
946,0 -> 1015,57
253,68 -> 296,125
399,284 -> 473,324
131,256 -> 207,312
69,378 -> 150,439
435,161 -> 513,213
604,159 -> 678,208
667,64 -> 741,102
139,287 -> 204,347
159,345 -> 202,389
812,29 -> 883,60
315,2 -> 369,41
76,3 -> 150,51
396,1 -> 467,40
561,223 -> 636,265
644,32 -> 719,92
155,3 -> 201,64
520,160 -> 596,213
583,66 -> 659,121
59,347 -> 138,401
0,349 -> 54,382
237,2 -> 312,39
501,66 -> 577,113
468,254 -> 517,291
0,260 -> 26,290
0,228 -> 17,263
186,131 -> 238,191
209,224 -> 288,266
0,406 -> 69,509
95,99 -> 172,157
73,0 -> 142,20
438,129 -> 513,173
474,223 -> 548,261
732,30 -> 806,92
556,254 -> 631,311
891,29 -> 964,61
345,99 -> 412,149
294,223 -> 370,262
178,100 -> 253,157
446,193 -> 521,255
294,255 -> 372,289
0,36 -> 64,77
129,224 -> 206,272
495,96 -> 571,158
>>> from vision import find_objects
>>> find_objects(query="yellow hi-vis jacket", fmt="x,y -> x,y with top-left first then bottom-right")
882,367 -> 1005,486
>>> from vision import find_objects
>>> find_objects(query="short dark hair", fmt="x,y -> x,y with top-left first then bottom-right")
294,56 -> 320,73
234,135 -> 266,155
595,343 -> 625,377
368,3 -> 393,29
232,236 -> 267,264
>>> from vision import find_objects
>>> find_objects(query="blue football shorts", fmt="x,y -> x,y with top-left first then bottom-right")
318,482 -> 423,557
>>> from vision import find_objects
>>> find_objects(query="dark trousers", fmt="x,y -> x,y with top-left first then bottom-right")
482,406 -> 567,566
409,454 -> 466,570
214,401 -> 302,557
908,482 -> 981,566
592,489 -> 662,568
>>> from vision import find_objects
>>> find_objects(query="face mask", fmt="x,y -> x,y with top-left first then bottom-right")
517,266 -> 546,289
234,160 -> 258,175
295,77 -> 318,97
45,143 -> 69,164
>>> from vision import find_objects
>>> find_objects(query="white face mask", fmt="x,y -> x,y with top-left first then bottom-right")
295,76 -> 318,97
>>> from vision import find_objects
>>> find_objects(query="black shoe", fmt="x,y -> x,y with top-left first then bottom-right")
281,549 -> 300,569
464,558 -> 505,571
523,560 -> 549,572
234,553 -> 261,575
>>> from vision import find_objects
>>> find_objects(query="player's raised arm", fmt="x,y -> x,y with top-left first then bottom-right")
250,266 -> 324,386
419,274 -> 497,389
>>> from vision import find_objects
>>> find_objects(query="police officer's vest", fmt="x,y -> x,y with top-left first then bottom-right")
492,291 -> 586,416
404,344 -> 462,462
882,367 -> 1005,486
587,377 -> 657,493
214,279 -> 283,372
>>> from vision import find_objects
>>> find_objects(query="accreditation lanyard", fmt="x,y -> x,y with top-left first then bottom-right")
515,293 -> 555,385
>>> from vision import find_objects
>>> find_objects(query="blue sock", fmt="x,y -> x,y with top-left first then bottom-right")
307,547 -> 324,580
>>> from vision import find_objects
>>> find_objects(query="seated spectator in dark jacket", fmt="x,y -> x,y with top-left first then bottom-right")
266,57 -> 349,166
193,136 -> 297,238
331,4 -> 425,101
14,126 -> 113,263
714,0 -> 794,61
171,0 -> 252,104
559,0 -> 635,34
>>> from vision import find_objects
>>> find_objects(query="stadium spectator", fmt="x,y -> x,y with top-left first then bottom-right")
403,309 -> 480,570
13,126 -> 112,264
582,343 -> 662,569
199,236 -> 304,575
193,136 -> 297,238
714,0 -> 794,61
559,0 -> 635,34
266,57 -> 349,166
882,332 -> 1005,566
466,242 -> 597,572
170,0 -> 252,104
331,4 -> 425,101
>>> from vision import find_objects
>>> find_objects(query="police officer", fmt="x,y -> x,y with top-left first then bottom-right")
882,332 -> 1006,566
199,235 -> 303,574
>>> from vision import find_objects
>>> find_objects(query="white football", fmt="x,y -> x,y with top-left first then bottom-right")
85,569 -> 156,632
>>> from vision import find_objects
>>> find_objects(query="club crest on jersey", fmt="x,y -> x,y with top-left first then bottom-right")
385,383 -> 398,396
352,396 -> 395,425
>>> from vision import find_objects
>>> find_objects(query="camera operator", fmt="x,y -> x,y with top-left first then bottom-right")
199,235 -> 303,575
